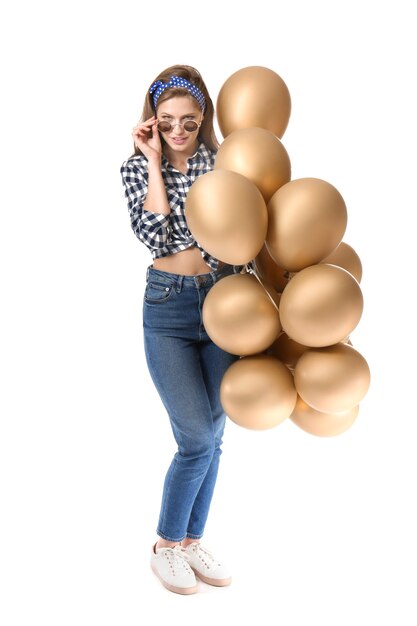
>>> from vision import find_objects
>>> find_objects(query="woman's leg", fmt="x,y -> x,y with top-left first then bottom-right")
184,337 -> 238,540
145,333 -> 219,542
143,269 -> 223,543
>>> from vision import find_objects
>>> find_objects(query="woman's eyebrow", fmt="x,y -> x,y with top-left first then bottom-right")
159,112 -> 197,118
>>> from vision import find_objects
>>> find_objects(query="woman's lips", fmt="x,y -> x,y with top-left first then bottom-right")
171,137 -> 186,144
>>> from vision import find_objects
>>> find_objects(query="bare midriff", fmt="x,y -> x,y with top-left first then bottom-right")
152,246 -> 224,276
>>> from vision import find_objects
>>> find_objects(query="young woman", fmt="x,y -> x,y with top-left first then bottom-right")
120,65 -> 240,595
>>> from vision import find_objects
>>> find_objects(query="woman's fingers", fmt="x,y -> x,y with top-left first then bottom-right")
136,126 -> 151,136
132,123 -> 155,139
131,116 -> 161,155
132,124 -> 152,138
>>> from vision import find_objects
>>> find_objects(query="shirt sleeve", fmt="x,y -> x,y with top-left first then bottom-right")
120,158 -> 170,249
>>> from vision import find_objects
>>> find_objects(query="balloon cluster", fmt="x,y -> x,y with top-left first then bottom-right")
185,66 -> 371,437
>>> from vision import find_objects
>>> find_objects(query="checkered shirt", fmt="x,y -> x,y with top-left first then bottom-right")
120,142 -> 221,270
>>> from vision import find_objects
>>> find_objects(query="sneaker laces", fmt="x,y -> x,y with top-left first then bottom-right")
189,543 -> 221,568
161,545 -> 193,572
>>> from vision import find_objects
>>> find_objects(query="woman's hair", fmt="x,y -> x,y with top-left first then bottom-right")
129,65 -> 219,158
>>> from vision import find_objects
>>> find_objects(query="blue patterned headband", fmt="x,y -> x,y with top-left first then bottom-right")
149,75 -> 206,111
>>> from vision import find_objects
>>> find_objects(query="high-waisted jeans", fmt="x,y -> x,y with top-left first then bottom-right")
143,263 -> 240,542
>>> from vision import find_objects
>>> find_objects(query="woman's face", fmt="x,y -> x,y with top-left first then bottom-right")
156,96 -> 203,154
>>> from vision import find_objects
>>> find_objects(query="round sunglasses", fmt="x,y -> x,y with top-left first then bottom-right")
157,119 -> 202,133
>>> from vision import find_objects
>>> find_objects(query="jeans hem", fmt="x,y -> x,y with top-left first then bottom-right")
156,529 -> 187,543
186,532 -> 204,540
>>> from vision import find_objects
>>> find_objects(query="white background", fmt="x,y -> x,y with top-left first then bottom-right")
1,1 -> 416,624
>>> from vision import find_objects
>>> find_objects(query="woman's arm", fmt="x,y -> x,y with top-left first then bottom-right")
120,117 -> 172,249
144,156 -> 170,216
120,158 -> 170,250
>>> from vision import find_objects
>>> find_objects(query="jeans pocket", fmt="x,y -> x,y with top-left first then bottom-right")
144,280 -> 174,303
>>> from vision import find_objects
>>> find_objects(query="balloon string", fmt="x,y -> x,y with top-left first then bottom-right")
244,262 -> 280,314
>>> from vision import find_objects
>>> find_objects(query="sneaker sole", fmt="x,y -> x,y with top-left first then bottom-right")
151,562 -> 198,595
191,569 -> 232,587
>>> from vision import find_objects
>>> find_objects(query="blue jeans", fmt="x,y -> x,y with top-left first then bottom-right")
143,263 -> 240,542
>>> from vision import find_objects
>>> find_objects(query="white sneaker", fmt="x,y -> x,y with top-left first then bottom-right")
150,543 -> 198,595
184,542 -> 232,586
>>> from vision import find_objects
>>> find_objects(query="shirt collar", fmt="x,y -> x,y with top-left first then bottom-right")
189,142 -> 213,162
161,142 -> 213,169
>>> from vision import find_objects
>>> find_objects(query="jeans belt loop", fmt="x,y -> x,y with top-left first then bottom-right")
176,275 -> 184,293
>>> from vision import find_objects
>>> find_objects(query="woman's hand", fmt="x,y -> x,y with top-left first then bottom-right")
132,116 -> 162,162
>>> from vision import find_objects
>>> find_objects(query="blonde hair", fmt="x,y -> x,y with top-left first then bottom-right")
129,65 -> 219,158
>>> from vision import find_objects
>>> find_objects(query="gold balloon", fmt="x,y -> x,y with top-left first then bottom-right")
216,66 -> 291,139
279,264 -> 363,347
253,244 -> 291,293
320,241 -> 363,283
266,178 -> 348,271
185,169 -> 267,265
268,332 -> 309,368
214,127 -> 291,202
294,343 -> 371,413
290,396 -> 359,437
203,273 -> 281,356
220,355 -> 297,430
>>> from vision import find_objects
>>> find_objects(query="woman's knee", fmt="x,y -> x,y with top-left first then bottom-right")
178,433 -> 216,463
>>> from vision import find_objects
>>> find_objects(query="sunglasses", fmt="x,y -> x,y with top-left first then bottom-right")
157,119 -> 202,133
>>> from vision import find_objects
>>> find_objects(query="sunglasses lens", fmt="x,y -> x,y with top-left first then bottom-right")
157,120 -> 199,132
183,121 -> 198,132
157,121 -> 171,132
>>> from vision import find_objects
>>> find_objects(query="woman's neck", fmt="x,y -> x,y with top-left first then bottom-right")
163,141 -> 199,173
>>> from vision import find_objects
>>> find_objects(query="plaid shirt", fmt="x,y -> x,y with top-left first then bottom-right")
120,142 -> 221,270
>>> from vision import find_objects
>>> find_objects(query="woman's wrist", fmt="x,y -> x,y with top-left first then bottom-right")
147,152 -> 162,168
